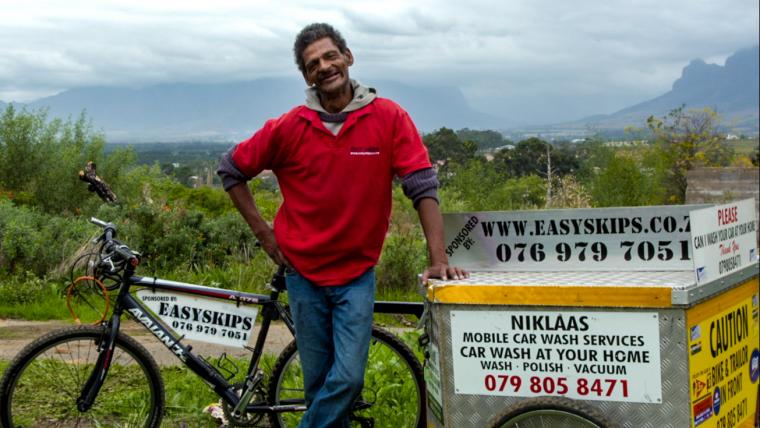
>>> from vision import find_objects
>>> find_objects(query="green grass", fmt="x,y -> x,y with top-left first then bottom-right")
0,281 -> 71,320
0,254 -> 426,425
1,346 -> 424,427
373,280 -> 425,328
2,348 -> 161,426
731,138 -> 759,156
160,355 -> 274,427
0,259 -> 424,324
271,332 -> 424,428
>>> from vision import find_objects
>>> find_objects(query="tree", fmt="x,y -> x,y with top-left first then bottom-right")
422,127 -> 476,165
589,155 -> 650,207
0,105 -> 45,193
0,105 -> 131,214
493,137 -> 579,179
456,128 -> 511,151
440,159 -> 545,211
646,106 -> 734,203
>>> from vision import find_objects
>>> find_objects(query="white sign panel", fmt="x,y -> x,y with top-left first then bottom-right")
137,289 -> 258,348
690,198 -> 759,285
444,205 -> 704,271
450,310 -> 662,403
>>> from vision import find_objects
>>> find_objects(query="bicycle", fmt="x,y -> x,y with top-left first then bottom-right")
0,217 -> 426,427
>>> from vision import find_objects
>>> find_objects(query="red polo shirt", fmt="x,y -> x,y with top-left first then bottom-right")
231,98 -> 431,285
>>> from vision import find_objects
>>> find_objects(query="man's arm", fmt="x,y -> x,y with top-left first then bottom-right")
417,198 -> 468,282
226,183 -> 289,267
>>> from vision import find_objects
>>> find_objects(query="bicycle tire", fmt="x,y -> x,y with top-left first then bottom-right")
267,326 -> 425,428
486,397 -> 614,428
0,325 -> 165,428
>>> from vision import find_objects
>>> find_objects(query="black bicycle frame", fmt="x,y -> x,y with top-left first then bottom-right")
77,272 -> 303,415
76,263 -> 424,415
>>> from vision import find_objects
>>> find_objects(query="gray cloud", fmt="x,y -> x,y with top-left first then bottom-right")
0,0 -> 757,125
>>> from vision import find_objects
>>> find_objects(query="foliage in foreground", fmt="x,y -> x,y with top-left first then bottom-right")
0,105 -> 754,321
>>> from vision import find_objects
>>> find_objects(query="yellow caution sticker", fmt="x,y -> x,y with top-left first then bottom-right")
687,279 -> 759,428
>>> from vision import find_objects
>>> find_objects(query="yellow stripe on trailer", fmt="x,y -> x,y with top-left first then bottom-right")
427,283 -> 673,308
685,278 -> 759,325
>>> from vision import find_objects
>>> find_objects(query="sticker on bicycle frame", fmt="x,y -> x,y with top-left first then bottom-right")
136,289 -> 258,348
450,310 -> 662,403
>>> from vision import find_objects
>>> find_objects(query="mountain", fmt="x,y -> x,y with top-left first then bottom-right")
4,46 -> 757,140
7,79 -> 504,142
584,46 -> 759,133
511,46 -> 760,138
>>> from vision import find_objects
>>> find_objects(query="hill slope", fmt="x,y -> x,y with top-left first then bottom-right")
587,46 -> 759,133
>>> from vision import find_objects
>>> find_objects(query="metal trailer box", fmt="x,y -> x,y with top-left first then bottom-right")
423,201 -> 760,428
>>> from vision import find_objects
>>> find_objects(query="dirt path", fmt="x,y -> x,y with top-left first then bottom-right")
0,318 -> 294,366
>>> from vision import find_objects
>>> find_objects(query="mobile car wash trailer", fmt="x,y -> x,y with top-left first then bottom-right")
423,199 -> 759,428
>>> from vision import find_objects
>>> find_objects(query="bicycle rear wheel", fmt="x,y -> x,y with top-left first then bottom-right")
486,397 -> 612,428
0,325 -> 165,428
267,326 -> 425,428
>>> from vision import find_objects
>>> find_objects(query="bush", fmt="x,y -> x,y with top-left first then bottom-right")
0,200 -> 91,276
440,160 -> 546,212
376,226 -> 427,293
0,106 -> 124,214
0,271 -> 54,305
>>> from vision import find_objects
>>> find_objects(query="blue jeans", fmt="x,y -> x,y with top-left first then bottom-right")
286,268 -> 375,428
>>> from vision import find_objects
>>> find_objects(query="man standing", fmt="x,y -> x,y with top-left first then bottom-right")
218,23 -> 467,427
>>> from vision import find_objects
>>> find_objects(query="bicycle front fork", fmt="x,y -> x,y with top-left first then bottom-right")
76,315 -> 121,411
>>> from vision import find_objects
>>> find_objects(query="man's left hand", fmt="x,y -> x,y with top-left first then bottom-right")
422,263 -> 469,282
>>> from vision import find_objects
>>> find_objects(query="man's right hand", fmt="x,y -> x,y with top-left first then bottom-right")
226,183 -> 290,268
257,227 -> 290,267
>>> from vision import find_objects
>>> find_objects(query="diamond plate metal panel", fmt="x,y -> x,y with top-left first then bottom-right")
428,270 -> 697,289
429,304 -> 690,428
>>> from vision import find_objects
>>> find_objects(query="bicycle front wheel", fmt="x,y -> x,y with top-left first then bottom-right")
268,326 -> 425,428
0,325 -> 165,428
487,397 -> 613,428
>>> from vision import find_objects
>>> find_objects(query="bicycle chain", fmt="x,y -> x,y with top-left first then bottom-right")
221,382 -> 268,427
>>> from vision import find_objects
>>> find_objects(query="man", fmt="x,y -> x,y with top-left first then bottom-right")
218,23 -> 467,427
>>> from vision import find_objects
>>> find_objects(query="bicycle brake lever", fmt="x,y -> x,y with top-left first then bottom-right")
101,257 -> 116,274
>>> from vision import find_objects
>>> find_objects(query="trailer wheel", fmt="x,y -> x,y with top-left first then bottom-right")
486,397 -> 614,428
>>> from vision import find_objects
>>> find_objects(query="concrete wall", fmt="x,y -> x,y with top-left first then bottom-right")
685,167 -> 759,206
686,167 -> 759,245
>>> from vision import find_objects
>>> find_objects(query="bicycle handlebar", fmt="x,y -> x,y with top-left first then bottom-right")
89,217 -> 139,267
89,217 -> 111,229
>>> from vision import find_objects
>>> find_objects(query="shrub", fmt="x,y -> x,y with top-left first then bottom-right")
0,200 -> 91,276
0,271 -> 54,305
0,106 -> 123,215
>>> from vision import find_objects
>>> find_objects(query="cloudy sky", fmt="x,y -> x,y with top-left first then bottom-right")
1,0 -> 758,124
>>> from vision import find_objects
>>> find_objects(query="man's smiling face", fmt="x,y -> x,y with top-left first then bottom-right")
302,37 -> 354,97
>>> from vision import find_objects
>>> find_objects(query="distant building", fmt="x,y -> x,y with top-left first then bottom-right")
604,140 -> 648,147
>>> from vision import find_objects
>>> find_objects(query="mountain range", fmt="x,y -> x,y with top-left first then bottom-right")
529,46 -> 759,137
2,79 -> 505,142
2,46 -> 757,141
